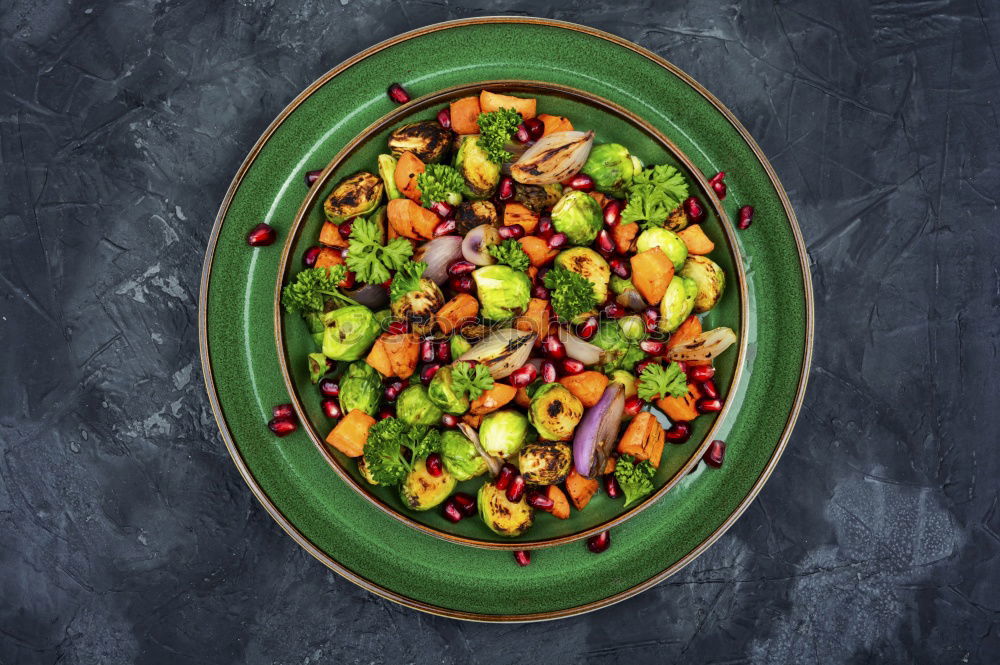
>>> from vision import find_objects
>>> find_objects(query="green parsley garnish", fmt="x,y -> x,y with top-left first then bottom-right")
614,454 -> 656,507
637,362 -> 689,401
543,266 -> 599,322
281,266 -> 355,316
621,164 -> 690,228
451,361 -> 494,400
487,239 -> 530,271
362,418 -> 442,486
345,216 -> 414,284
477,108 -> 521,164
416,164 -> 464,207
388,261 -> 427,303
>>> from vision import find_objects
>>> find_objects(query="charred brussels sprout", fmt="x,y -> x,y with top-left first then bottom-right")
427,365 -> 470,415
478,480 -> 534,537
513,182 -> 563,212
357,456 -> 379,485
338,361 -> 382,417
479,409 -> 529,458
454,135 -> 501,199
377,154 -> 402,200
324,172 -> 384,223
472,265 -> 531,322
580,143 -> 636,197
551,189 -> 603,246
518,442 -> 572,485
389,279 -> 444,334
528,383 -> 584,441
636,228 -> 688,271
453,200 -> 499,235
555,247 -> 610,304
609,370 -> 638,398
321,306 -> 381,361
396,385 -> 444,427
679,255 -> 726,313
659,275 -> 698,332
399,457 -> 457,510
591,321 -> 645,373
308,353 -> 327,384
387,120 -> 453,163
440,430 -> 487,481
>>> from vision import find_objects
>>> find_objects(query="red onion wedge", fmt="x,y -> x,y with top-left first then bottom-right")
461,224 -> 500,266
413,235 -> 463,285
342,282 -> 388,309
558,327 -> 605,366
572,383 -> 625,477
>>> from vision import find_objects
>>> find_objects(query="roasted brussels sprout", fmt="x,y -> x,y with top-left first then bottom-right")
518,442 -> 572,485
390,278 -> 444,334
580,143 -> 636,197
399,457 -> 457,510
528,383 -> 584,441
665,207 -> 688,232
387,120 -> 453,163
396,385 -> 444,427
636,228 -> 688,271
659,275 -> 698,332
338,361 -> 382,417
479,409 -> 529,458
555,247 -> 610,304
591,320 -> 646,373
472,265 -> 531,322
427,364 -> 470,415
454,135 -> 501,199
308,352 -> 327,384
609,275 -> 634,296
357,456 -> 379,485
321,306 -> 381,361
679,255 -> 726,313
450,334 -> 472,359
453,200 -> 499,235
324,172 -> 384,222
377,154 -> 402,200
513,182 -> 563,212
440,430 -> 487,481
551,189 -> 603,246
478,479 -> 534,536
609,370 -> 638,399
618,315 -> 645,341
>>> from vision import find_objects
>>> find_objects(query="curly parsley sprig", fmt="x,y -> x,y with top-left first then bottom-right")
416,164 -> 464,207
345,216 -> 414,285
615,454 -> 656,507
281,266 -> 357,316
637,362 -> 689,401
487,239 -> 530,271
621,164 -> 690,228
477,108 -> 521,164
543,266 -> 599,322
362,418 -> 442,486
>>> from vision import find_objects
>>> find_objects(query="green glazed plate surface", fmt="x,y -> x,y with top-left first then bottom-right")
199,17 -> 812,621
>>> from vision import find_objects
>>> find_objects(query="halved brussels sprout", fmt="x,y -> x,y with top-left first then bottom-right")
636,228 -> 688,271
479,480 -> 534,537
454,135 -> 501,199
479,409 -> 529,458
518,442 -> 572,485
308,352 -> 327,384
609,275 -> 634,296
338,361 -> 382,417
399,457 -> 457,510
440,430 -> 488,481
357,456 -> 379,485
659,275 -> 698,332
679,255 -> 726,313
580,143 -> 635,197
453,200 -> 499,235
427,364 -> 470,415
513,182 -> 563,212
387,121 -> 453,163
609,370 -> 638,398
396,385 -> 444,427
324,172 -> 384,222
450,334 -> 472,359
377,154 -> 402,200
472,265 -> 531,322
618,315 -> 645,341
665,207 -> 688,232
555,247 -> 610,304
551,189 -> 603,246
390,278 -> 444,335
591,321 -> 646,373
528,383 -> 584,441
321,306 -> 381,361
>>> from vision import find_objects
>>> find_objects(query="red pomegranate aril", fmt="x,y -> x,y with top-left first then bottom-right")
436,107 -> 451,128
440,413 -> 458,428
708,170 -> 726,185
377,408 -> 395,421
624,395 -> 646,417
302,246 -> 322,268
449,275 -> 474,294
420,339 -> 436,363
247,223 -> 276,247
531,284 -> 550,300
537,216 -> 554,238
699,379 -> 719,399
587,531 -> 611,554
420,363 -> 441,385
304,169 -> 323,187
430,201 -> 453,219
641,308 -> 660,333
547,232 -> 568,249
665,421 -> 691,444
433,218 -> 457,238
320,399 -> 342,419
712,180 -> 727,199
425,452 -> 444,477
609,258 -> 630,279
514,123 -> 531,143
635,358 -> 659,375
526,490 -> 554,510
563,173 -> 595,192
498,223 -> 525,240
435,341 -> 451,363
387,320 -> 408,335
603,199 -> 624,226
603,302 -> 625,319
441,499 -> 463,523
578,316 -> 599,340
384,379 -> 406,401
541,334 -> 566,360
318,379 -> 340,398
524,117 -> 544,140
541,360 -> 558,383
509,363 -> 538,387
387,82 -> 410,104
272,404 -> 294,419
497,176 -> 515,200
596,229 -> 615,255
267,417 -> 297,437
453,492 -> 477,517
687,364 -> 715,382
338,219 -> 354,238
561,358 -> 585,376
704,440 -> 726,468
640,339 -> 665,356
696,397 -> 723,414
447,260 -> 476,276
683,196 -> 706,223
603,474 -> 622,499
495,463 -> 516,491
514,550 -> 531,567
506,474 -> 526,502
738,205 -> 754,230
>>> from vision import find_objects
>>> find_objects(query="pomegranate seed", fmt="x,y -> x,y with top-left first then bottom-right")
635,358 -> 659,375
320,399 -> 341,419
447,260 -> 475,276
432,218 -> 456,237
384,379 -> 406,401
624,395 -> 645,417
449,275 -> 474,294
338,219 -> 354,238
603,199 -> 624,226
267,417 -> 297,437
563,173 -> 594,191
247,223 -> 276,247
541,360 -> 558,383
524,117 -> 544,140
426,452 -> 444,477
441,499 -> 463,523
703,440 -> 726,468
419,339 -> 435,363
506,475 -> 526,502
537,217 -> 554,238
387,320 -> 408,334
696,397 -> 723,413
587,531 -> 611,553
738,205 -> 754,230
531,284 -> 550,300
712,180 -> 727,199
495,463 -> 516,491
595,229 -> 614,256
688,364 -> 715,382
640,339 -> 665,355
377,408 -> 394,421
708,171 -> 726,185
513,550 -> 531,567
272,404 -> 294,419
641,308 -> 659,333
441,413 -> 458,428
436,107 -> 451,128
578,316 -> 599,340
420,363 -> 441,385
700,379 -> 719,399
304,169 -> 323,187
430,201 -> 453,219
509,364 -> 538,387
495,176 -> 515,200
547,232 -> 568,249
435,341 -> 451,363
561,358 -> 585,376
526,489 -> 554,510
609,258 -> 630,279
318,379 -> 340,398
498,224 -> 525,240
387,82 -> 410,104
541,334 -> 566,360
683,196 -> 706,223
453,492 -> 477,516
603,474 -> 622,499
302,246 -> 322,268
603,302 -> 625,319
513,123 -> 531,143
665,421 -> 691,444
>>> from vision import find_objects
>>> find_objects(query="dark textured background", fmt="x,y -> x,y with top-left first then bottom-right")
2,1 -> 998,663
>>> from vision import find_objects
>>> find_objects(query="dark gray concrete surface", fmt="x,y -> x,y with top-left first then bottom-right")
2,1 -> 998,663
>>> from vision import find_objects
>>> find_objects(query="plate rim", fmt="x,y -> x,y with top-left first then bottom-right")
198,16 -> 814,622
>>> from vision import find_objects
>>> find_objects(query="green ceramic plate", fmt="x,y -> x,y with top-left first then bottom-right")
199,18 -> 812,621
275,80 -> 749,549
